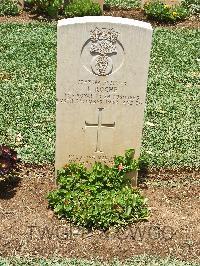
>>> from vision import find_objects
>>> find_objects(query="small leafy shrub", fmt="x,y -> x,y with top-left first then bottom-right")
47,149 -> 149,229
27,0 -> 65,17
144,1 -> 189,22
64,0 -> 102,18
182,0 -> 200,15
0,0 -> 20,16
0,145 -> 19,181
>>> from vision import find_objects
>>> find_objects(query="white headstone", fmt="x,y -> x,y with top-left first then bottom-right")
56,17 -> 152,185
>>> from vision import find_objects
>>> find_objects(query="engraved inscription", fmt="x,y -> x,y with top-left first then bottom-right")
56,79 -> 143,106
58,93 -> 142,106
79,79 -> 126,93
85,108 -> 115,153
90,28 -> 119,76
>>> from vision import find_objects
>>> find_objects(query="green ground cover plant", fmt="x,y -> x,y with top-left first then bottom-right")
0,23 -> 56,164
143,1 -> 189,22
0,256 -> 200,265
26,0 -> 102,17
105,0 -> 140,8
26,0 -> 64,17
0,24 -> 199,169
0,0 -> 20,16
48,149 -> 148,229
64,0 -> 102,18
182,0 -> 200,16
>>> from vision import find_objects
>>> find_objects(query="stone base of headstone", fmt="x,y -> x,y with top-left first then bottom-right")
141,0 -> 182,7
126,171 -> 138,188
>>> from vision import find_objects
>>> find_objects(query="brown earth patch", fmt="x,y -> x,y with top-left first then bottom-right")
0,164 -> 199,262
0,7 -> 199,29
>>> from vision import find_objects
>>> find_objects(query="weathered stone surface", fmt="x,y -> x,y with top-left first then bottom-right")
56,17 -> 152,185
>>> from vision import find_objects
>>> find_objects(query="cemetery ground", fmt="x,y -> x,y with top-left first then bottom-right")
0,165 -> 200,263
0,8 -> 200,266
0,6 -> 199,28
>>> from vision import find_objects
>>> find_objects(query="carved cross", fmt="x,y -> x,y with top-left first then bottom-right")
85,108 -> 115,153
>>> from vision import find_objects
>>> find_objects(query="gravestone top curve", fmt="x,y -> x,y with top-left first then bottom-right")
58,16 -> 152,30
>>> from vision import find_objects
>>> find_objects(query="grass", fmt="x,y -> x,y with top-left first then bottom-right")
0,23 -> 56,164
142,28 -> 200,169
0,256 -> 199,266
0,23 -> 199,169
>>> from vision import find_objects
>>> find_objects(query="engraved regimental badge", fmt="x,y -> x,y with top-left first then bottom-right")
90,27 -> 119,76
